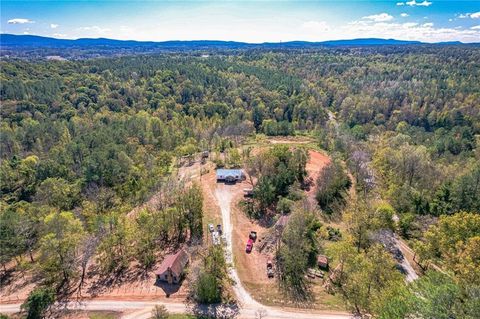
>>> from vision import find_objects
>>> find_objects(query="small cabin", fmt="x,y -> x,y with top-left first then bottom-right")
155,250 -> 189,284
216,169 -> 245,183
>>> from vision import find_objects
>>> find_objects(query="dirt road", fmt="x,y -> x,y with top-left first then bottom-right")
214,184 -> 261,308
0,300 -> 352,319
394,236 -> 419,282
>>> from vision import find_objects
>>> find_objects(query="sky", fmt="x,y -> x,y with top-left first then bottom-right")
1,1 -> 480,43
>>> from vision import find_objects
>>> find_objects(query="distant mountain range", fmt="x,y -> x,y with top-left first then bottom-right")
0,34 -> 473,49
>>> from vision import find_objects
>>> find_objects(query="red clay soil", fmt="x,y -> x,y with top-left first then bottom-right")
0,259 -> 190,304
305,150 -> 331,204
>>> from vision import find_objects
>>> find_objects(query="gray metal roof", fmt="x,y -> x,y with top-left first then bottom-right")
216,169 -> 243,177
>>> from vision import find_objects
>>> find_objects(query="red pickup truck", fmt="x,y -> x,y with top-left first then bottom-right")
246,238 -> 254,253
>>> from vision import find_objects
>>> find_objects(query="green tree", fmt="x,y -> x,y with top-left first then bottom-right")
131,210 -> 157,270
38,211 -> 86,285
96,213 -> 130,274
195,272 -> 221,304
409,271 -> 463,319
316,160 -> 351,214
194,245 -> 229,304
34,178 -> 81,210
21,287 -> 55,319
330,242 -> 404,315
416,212 -> 480,286
253,176 -> 276,215
276,209 -> 321,299
180,184 -> 204,240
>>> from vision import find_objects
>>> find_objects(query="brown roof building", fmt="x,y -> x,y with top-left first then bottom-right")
155,249 -> 189,284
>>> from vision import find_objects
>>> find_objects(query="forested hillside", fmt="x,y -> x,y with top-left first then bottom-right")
1,46 -> 479,318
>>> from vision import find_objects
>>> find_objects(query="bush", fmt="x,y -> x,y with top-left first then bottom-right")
276,197 -> 293,215
151,305 -> 169,319
195,272 -> 221,304
21,287 -> 55,319
326,226 -> 342,241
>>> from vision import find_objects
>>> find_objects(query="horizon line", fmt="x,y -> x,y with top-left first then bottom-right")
3,33 -> 479,45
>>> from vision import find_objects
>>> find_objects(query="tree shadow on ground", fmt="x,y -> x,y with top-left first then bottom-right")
0,267 -> 41,297
278,280 -> 315,307
0,268 -> 16,288
257,213 -> 276,228
85,264 -> 150,297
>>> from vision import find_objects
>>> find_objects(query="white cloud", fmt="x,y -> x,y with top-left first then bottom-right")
362,13 -> 394,22
448,18 -> 453,22
471,25 -> 480,30
50,24 -> 59,29
23,31 -> 29,34
8,18 -> 34,24
400,13 -> 409,17
342,18 -> 480,43
301,20 -> 330,32
459,12 -> 480,19
406,0 -> 432,7
417,1 -> 433,6
77,26 -> 111,35
396,2 -> 405,6
53,33 -> 66,37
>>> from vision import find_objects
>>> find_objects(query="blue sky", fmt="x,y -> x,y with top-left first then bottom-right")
1,1 -> 480,43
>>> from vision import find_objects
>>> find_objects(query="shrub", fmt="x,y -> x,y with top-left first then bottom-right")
21,287 -> 55,319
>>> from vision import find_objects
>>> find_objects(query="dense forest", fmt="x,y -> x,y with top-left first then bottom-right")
1,46 -> 479,318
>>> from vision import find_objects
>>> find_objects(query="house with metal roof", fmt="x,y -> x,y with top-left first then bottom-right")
216,169 -> 245,183
155,249 -> 189,284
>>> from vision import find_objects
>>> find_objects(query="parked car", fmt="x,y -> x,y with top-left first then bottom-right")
243,188 -> 254,197
246,239 -> 254,253
208,224 -> 214,232
266,260 -> 274,278
217,224 -> 222,235
249,231 -> 257,241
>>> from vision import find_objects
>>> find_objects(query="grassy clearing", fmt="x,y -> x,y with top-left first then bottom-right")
89,312 -> 120,319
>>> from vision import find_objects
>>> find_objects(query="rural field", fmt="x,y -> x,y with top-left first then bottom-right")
1,1 -> 480,318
